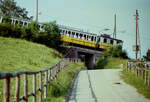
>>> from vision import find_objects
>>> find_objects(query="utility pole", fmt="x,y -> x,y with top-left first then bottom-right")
135,10 -> 139,61
36,0 -> 38,22
113,14 -> 116,39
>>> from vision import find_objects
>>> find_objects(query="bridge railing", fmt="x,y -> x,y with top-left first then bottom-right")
126,61 -> 150,86
0,58 -> 81,102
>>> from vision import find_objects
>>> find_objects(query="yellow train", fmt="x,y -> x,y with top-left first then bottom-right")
59,25 -> 123,50
0,15 -> 123,50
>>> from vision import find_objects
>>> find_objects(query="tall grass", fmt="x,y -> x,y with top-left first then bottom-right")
0,37 -> 61,72
120,70 -> 150,99
44,63 -> 86,102
95,57 -> 127,69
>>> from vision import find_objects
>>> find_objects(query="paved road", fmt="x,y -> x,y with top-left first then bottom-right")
68,69 -> 150,102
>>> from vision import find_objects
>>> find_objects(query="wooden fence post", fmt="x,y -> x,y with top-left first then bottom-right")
136,68 -> 138,77
126,62 -> 128,71
148,71 -> 150,86
39,72 -> 42,102
24,73 -> 28,102
33,74 -> 36,102
15,75 -> 20,102
4,77 -> 10,102
44,71 -> 48,99
145,70 -> 147,84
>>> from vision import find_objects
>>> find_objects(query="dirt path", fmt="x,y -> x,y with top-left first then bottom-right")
67,69 -> 150,102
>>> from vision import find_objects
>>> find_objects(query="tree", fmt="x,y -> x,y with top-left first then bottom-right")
0,0 -> 32,20
38,21 -> 63,49
143,49 -> 150,61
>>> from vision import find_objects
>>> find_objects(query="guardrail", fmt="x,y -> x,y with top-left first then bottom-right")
0,58 -> 81,102
126,61 -> 150,86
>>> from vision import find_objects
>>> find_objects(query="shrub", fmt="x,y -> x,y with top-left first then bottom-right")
95,57 -> 108,69
103,45 -> 128,58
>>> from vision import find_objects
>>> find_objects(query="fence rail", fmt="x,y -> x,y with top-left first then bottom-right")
0,58 -> 81,102
126,61 -> 150,86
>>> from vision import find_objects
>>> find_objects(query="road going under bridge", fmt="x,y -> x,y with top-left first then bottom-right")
64,47 -> 101,69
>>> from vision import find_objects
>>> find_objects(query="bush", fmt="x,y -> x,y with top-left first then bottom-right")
95,57 -> 108,69
0,21 -> 65,53
103,45 -> 128,58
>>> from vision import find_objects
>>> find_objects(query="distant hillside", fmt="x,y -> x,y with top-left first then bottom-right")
0,37 -> 61,72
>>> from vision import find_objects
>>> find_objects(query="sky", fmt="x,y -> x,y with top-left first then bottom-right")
15,0 -> 150,59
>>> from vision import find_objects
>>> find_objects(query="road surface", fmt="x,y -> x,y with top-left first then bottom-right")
67,69 -> 150,102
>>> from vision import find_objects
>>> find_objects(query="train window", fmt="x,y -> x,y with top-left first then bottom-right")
97,37 -> 100,42
16,20 -> 18,24
76,33 -> 79,38
68,31 -> 71,34
104,38 -> 107,43
80,34 -> 83,39
117,41 -> 120,44
87,35 -> 89,40
94,37 -> 96,42
24,22 -> 27,26
84,35 -> 86,40
91,36 -> 94,41
63,30 -> 65,34
110,40 -> 114,44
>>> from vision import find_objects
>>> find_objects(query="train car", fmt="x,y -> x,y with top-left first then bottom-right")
59,25 -> 123,50
0,16 -> 123,50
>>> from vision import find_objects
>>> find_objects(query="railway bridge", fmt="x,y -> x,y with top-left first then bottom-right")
64,47 -> 101,69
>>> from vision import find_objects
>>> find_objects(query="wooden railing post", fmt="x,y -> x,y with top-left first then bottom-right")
44,71 -> 48,99
148,71 -> 150,86
15,75 -> 20,102
24,73 -> 28,102
4,77 -> 10,102
33,74 -> 36,102
39,72 -> 42,102
145,70 -> 147,84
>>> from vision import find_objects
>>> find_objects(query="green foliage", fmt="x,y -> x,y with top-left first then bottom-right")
44,63 -> 86,102
95,57 -> 127,69
42,21 -> 63,49
0,37 -> 61,72
95,46 -> 128,69
103,45 -> 128,58
0,21 -> 65,53
0,23 -> 22,38
95,57 -> 108,69
143,49 -> 150,61
0,0 -> 32,20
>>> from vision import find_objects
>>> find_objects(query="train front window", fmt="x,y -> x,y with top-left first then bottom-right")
104,38 -> 107,43
110,40 -> 114,45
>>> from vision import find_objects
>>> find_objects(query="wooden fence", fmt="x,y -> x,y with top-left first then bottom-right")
126,61 -> 150,86
0,58 -> 81,102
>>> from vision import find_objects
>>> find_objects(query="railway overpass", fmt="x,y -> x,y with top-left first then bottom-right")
64,47 -> 102,69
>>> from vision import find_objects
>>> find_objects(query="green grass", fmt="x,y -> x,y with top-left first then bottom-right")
0,37 -> 61,72
44,62 -> 86,102
0,37 -> 86,102
120,70 -> 150,99
103,57 -> 127,69
95,57 -> 127,69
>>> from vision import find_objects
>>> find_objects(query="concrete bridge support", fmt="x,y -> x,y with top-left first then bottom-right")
65,47 -> 101,69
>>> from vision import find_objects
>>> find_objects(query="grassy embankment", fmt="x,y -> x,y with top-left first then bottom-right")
120,69 -> 150,99
0,37 -> 85,102
96,56 -> 150,99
